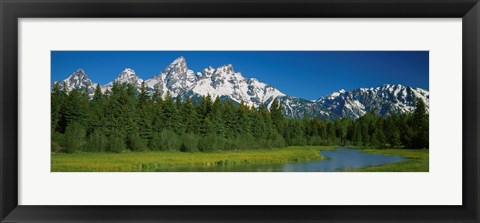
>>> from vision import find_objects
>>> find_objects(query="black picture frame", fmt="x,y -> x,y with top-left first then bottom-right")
1,0 -> 479,222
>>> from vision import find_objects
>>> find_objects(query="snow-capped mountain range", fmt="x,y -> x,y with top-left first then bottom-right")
317,84 -> 429,119
54,56 -> 429,119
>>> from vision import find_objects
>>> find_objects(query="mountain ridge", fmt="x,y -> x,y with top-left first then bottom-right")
54,57 -> 429,119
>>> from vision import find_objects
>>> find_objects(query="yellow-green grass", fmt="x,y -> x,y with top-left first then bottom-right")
51,146 -> 335,172
354,148 -> 429,172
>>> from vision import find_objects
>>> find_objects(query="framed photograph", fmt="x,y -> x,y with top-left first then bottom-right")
1,0 -> 479,222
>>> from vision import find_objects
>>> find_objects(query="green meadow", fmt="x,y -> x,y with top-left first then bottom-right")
51,146 -> 428,172
354,148 -> 429,172
51,146 -> 335,172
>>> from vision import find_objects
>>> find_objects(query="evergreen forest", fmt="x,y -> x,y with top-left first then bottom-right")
51,82 -> 429,153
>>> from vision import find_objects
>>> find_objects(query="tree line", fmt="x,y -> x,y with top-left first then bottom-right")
51,82 -> 429,153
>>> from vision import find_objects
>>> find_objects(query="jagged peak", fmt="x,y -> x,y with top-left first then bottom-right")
383,83 -> 408,89
355,84 -> 410,92
107,68 -> 143,87
162,56 -> 190,77
217,64 -> 234,73
117,67 -> 137,78
58,68 -> 96,93
121,68 -> 135,74
379,83 -> 401,90
169,56 -> 187,67
68,68 -> 89,80
75,68 -> 86,74
114,68 -> 139,80
197,66 -> 215,78
174,56 -> 185,62
319,83 -> 426,102
211,64 -> 237,78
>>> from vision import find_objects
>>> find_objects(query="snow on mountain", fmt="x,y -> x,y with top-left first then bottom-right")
54,59 -> 429,120
104,68 -> 144,90
190,64 -> 285,107
275,96 -> 335,119
54,68 -> 98,96
145,56 -> 197,97
142,57 -> 285,107
317,84 -> 430,119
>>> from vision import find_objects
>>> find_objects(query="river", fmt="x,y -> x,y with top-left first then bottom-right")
156,147 -> 406,172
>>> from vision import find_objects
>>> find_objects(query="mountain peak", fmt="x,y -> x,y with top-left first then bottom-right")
114,68 -> 139,81
107,68 -> 143,87
215,64 -> 235,75
68,68 -> 89,81
170,56 -> 186,66
58,68 -> 97,94
122,67 -> 135,73
164,56 -> 189,75
75,68 -> 86,74
152,56 -> 197,97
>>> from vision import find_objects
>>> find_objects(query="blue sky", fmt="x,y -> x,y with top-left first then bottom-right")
51,51 -> 428,100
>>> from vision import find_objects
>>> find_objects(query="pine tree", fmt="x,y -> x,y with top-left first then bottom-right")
180,97 -> 198,134
270,99 -> 284,133
62,89 -> 88,128
151,86 -> 164,133
410,99 -> 429,149
162,91 -> 179,131
92,84 -> 103,102
200,116 -> 214,136
235,102 -> 252,136
222,101 -> 236,138
138,81 -> 150,107
352,122 -> 363,146
175,97 -> 186,133
339,118 -> 350,145
90,85 -> 105,127
51,82 -> 65,133
198,95 -> 213,120
251,109 -> 267,139
152,84 -> 162,104
385,115 -> 401,147
210,97 -> 225,136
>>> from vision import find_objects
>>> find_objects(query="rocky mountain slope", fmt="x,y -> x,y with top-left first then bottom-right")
54,57 -> 429,119
317,84 -> 430,119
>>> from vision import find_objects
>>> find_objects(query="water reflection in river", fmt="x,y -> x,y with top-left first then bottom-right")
156,148 -> 405,172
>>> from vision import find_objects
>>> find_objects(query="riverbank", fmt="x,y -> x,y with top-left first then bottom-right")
354,148 -> 429,172
51,146 -> 335,172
